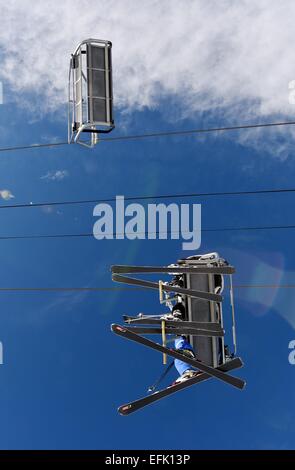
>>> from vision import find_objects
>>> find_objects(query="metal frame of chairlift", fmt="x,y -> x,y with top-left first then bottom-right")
68,38 -> 114,148
111,252 -> 245,412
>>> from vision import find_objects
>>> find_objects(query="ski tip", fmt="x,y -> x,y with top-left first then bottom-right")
111,265 -> 124,273
111,323 -> 127,334
236,378 -> 247,390
112,273 -> 124,282
234,357 -> 244,369
225,266 -> 235,274
118,404 -> 132,416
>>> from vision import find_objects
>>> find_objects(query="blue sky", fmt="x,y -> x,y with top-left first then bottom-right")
0,99 -> 294,450
1,1 -> 295,450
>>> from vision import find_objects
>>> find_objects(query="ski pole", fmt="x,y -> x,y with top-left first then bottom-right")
161,319 -> 167,364
147,361 -> 174,393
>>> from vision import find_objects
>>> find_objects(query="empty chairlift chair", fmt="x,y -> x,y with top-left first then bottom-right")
68,38 -> 114,148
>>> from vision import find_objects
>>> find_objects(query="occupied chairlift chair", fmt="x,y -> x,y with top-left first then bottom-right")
68,39 -> 114,148
178,252 -> 236,367
111,252 -> 245,415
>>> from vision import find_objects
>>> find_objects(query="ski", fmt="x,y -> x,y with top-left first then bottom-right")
112,265 -> 235,275
118,357 -> 243,415
122,316 -> 223,332
111,324 -> 246,390
112,274 -> 222,302
123,326 -> 224,337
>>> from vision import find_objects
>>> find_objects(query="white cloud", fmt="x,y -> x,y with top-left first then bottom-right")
0,189 -> 14,200
41,170 -> 69,181
1,1 -> 295,153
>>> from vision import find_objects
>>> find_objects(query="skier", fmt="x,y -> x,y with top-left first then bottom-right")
174,335 -> 202,383
169,272 -> 224,383
163,302 -> 201,384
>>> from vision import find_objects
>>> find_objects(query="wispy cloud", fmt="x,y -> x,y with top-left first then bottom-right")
41,170 -> 69,181
1,1 -> 295,154
0,189 -> 14,200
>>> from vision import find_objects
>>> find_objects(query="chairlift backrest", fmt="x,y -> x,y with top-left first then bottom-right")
180,253 -> 226,367
184,271 -> 224,367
